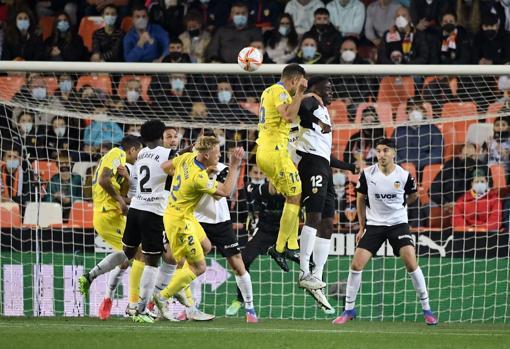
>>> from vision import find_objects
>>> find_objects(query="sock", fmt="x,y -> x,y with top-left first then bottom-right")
409,267 -> 431,311
160,267 -> 197,300
185,285 -> 195,307
89,251 -> 128,280
129,259 -> 145,304
311,237 -> 331,281
287,211 -> 300,250
345,269 -> 362,311
105,266 -> 125,299
235,272 -> 254,310
276,202 -> 300,252
154,261 -> 176,293
299,225 -> 317,277
137,265 -> 158,313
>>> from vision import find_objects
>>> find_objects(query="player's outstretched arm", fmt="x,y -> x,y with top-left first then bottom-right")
98,167 -> 128,215
277,77 -> 307,123
161,159 -> 176,176
330,155 -> 357,173
214,147 -> 245,197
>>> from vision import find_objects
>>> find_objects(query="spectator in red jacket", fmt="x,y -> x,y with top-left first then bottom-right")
453,169 -> 502,231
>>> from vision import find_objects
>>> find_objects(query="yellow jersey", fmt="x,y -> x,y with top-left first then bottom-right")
257,82 -> 292,148
165,152 -> 218,219
92,147 -> 126,212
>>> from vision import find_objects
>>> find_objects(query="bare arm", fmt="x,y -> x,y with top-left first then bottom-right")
161,159 -> 176,176
214,148 -> 245,197
356,192 -> 366,230
98,167 -> 127,214
276,78 -> 308,123
407,192 -> 418,205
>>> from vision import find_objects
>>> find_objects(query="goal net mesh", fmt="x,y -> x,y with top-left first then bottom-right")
0,63 -> 509,322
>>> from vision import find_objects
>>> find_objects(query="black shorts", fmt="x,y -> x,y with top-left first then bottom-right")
201,220 -> 240,257
122,208 -> 165,255
298,152 -> 335,218
357,223 -> 414,257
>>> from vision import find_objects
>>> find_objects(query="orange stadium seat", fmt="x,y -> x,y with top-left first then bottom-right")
32,160 -> 58,182
76,75 -> 112,95
0,76 -> 26,101
419,163 -> 442,205
486,102 -> 504,124
118,75 -> 152,102
490,164 -> 507,189
67,201 -> 94,228
44,77 -> 58,96
39,16 -> 55,40
377,76 -> 415,112
332,128 -> 357,161
0,202 -> 21,228
79,16 -> 105,51
329,100 -> 349,124
400,162 -> 417,181
439,102 -> 478,160
355,102 -> 393,125
121,17 -> 133,32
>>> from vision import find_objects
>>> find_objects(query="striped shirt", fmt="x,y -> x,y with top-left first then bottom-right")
92,27 -> 124,62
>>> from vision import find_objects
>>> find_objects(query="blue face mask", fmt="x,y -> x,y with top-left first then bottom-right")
59,80 -> 72,93
6,159 -> 20,171
171,79 -> 185,92
57,20 -> 70,32
31,87 -> 47,100
278,26 -> 290,36
302,46 -> 317,59
233,15 -> 247,28
218,90 -> 232,104
104,15 -> 117,27
16,19 -> 30,31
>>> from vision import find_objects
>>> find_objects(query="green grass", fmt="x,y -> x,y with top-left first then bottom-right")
0,317 -> 509,349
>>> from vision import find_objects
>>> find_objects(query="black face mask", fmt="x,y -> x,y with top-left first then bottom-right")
494,131 -> 509,140
316,24 -> 328,31
484,29 -> 498,40
442,23 -> 456,34
189,28 -> 200,37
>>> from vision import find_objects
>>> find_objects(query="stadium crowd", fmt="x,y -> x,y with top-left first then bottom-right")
1,0 -> 510,234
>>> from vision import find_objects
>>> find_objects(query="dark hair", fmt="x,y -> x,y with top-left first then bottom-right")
482,13 -> 499,26
165,126 -> 178,132
231,1 -> 249,10
281,63 -> 306,80
267,13 -> 298,49
171,38 -> 183,46
406,96 -> 424,111
5,8 -> 37,46
141,120 -> 165,142
307,76 -> 329,89
16,110 -> 34,122
202,128 -> 216,137
102,4 -> 117,14
51,115 -> 67,125
121,135 -> 143,149
184,11 -> 203,26
2,142 -> 21,158
442,11 -> 457,22
376,138 -> 396,149
131,4 -> 148,15
314,7 -> 329,17
362,106 -> 379,121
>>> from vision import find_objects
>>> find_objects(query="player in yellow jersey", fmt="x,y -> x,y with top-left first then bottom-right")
152,136 -> 246,318
256,63 -> 308,271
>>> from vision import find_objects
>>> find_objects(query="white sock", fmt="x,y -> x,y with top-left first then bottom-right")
235,272 -> 254,310
105,266 -> 125,299
345,269 -> 362,311
154,261 -> 176,293
299,225 -> 317,277
137,265 -> 158,313
89,252 -> 129,280
311,237 -> 331,281
409,267 -> 430,311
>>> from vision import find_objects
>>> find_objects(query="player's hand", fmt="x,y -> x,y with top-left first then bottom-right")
355,227 -> 365,244
296,77 -> 308,95
206,165 -> 218,176
318,120 -> 331,134
117,165 -> 130,180
228,147 -> 245,167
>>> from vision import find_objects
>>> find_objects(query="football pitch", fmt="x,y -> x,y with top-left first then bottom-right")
0,317 -> 509,349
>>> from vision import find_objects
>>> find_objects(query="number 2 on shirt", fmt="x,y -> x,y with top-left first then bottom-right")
170,175 -> 181,201
259,97 -> 265,124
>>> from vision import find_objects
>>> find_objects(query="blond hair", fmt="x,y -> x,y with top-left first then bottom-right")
195,135 -> 220,153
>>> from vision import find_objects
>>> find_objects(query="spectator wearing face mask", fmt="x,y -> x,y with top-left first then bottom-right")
473,13 -> 510,64
264,13 -> 299,64
149,73 -> 194,116
453,170 -> 501,231
2,8 -> 45,61
365,0 -> 402,47
430,12 -> 471,64
489,113 -> 510,175
205,1 -> 262,63
303,8 -> 342,62
0,146 -> 35,209
178,11 -> 211,63
378,6 -> 429,64
162,39 -> 191,63
343,107 -> 385,164
123,5 -> 170,62
92,5 -> 124,62
206,81 -> 254,123
43,156 -> 82,219
284,0 -> 325,35
12,111 -> 42,160
291,35 -> 324,64
45,12 -> 88,61
122,78 -> 152,115
41,116 -> 80,160
394,98 -> 443,174
13,74 -> 54,126
50,74 -> 78,111
327,0 -> 365,37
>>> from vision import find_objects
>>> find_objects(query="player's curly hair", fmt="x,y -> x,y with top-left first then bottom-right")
195,136 -> 220,153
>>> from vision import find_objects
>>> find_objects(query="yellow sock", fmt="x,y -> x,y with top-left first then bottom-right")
276,202 -> 300,253
160,266 -> 196,300
129,259 -> 144,304
287,212 -> 300,250
184,286 -> 194,306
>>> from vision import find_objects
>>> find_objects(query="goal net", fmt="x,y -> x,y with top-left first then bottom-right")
0,62 -> 509,322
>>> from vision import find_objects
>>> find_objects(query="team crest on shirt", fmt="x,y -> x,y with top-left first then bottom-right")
394,181 -> 401,189
312,188 -> 318,194
207,179 -> 215,189
112,158 -> 121,168
279,93 -> 288,101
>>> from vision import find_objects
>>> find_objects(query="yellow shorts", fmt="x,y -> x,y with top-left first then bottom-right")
164,215 -> 205,263
256,146 -> 302,196
93,210 -> 126,251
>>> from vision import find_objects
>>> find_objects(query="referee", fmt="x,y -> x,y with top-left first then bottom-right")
332,138 -> 438,326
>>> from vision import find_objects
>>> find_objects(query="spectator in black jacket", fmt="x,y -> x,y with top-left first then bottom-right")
2,8 -> 45,61
433,12 -> 471,64
40,115 -> 80,160
45,12 -> 88,61
473,13 -> 510,64
263,13 -> 299,64
12,110 -> 42,161
92,5 -> 124,62
50,74 -> 78,111
291,35 -> 325,64
343,106 -> 384,164
411,0 -> 452,32
0,145 -> 35,212
162,38 -> 192,63
378,6 -> 429,64
303,7 -> 343,63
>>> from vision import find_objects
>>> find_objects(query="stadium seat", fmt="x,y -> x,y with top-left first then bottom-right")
240,102 -> 260,115
72,161 -> 97,185
439,103 -> 478,160
332,129 -> 358,161
23,202 -> 63,228
377,76 -> 415,112
486,102 -> 503,123
400,162 -> 417,181
422,76 -> 458,96
420,163 -> 442,205
490,164 -> 507,188
0,202 -> 21,228
67,201 -> 93,228
76,75 -> 112,95
44,77 -> 58,96
121,16 -> 133,32
0,76 -> 26,101
354,102 -> 393,125
39,16 -> 56,40
32,160 -> 58,182
78,16 -> 105,51
329,100 -> 349,124
395,102 -> 433,122
441,102 -> 478,119
117,75 -> 152,102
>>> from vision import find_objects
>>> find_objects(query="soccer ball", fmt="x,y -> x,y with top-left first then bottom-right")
238,47 -> 263,72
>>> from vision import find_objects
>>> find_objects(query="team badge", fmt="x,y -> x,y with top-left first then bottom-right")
112,158 -> 121,168
394,181 -> 401,189
207,179 -> 215,189
279,93 -> 288,101
312,187 -> 318,194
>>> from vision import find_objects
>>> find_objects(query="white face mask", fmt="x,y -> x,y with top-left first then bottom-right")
395,15 -> 409,29
128,131 -> 141,137
473,182 -> 488,195
333,172 -> 346,186
54,127 -> 66,137
498,76 -> 510,91
409,110 -> 424,122
20,122 -> 33,134
251,178 -> 265,185
341,50 -> 356,63
127,90 -> 140,102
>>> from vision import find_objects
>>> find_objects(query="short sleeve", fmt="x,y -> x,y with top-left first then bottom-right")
171,153 -> 188,170
404,173 -> 417,194
194,170 -> 218,195
356,171 -> 368,195
273,85 -> 291,109
102,148 -> 125,175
